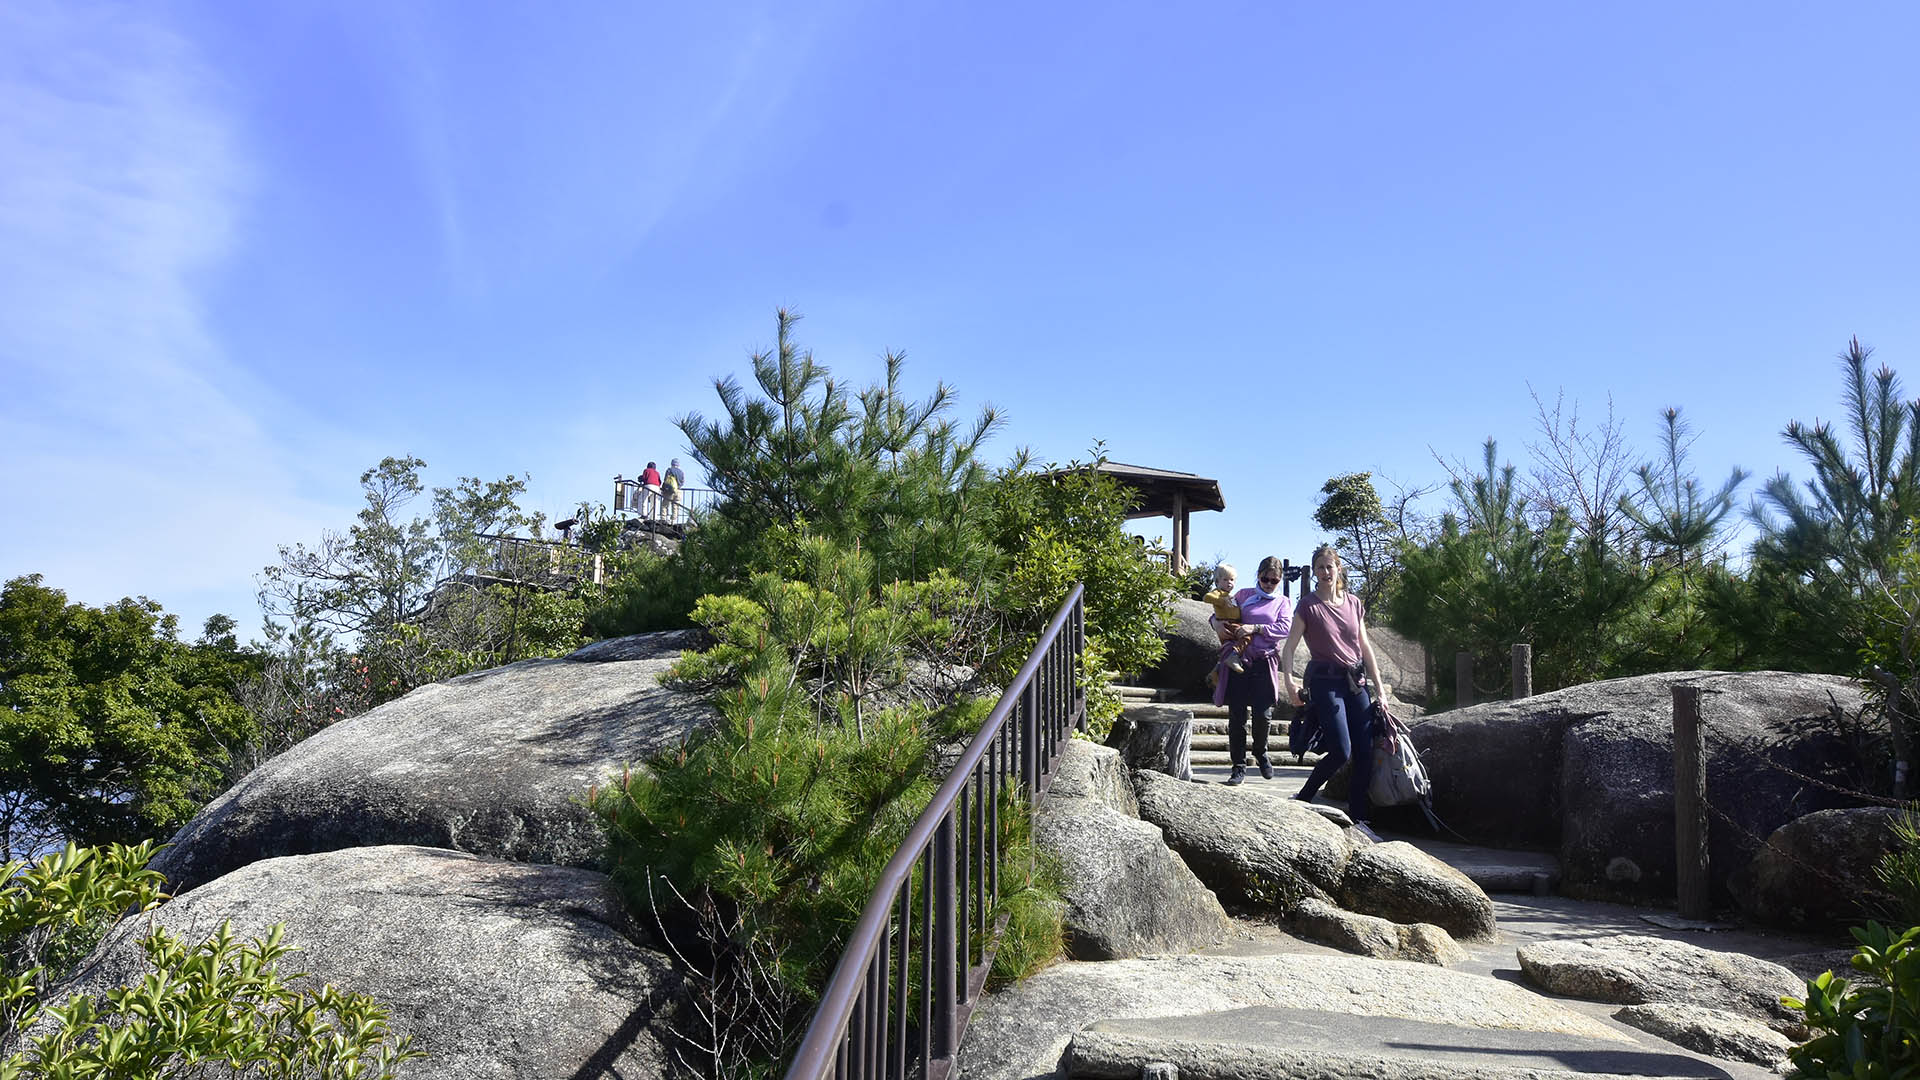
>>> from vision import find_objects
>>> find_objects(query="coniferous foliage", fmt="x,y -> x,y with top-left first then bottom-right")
674,309 -> 1003,592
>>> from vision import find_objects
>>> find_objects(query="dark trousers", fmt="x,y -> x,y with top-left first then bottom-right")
1227,702 -> 1269,766
1297,675 -> 1375,823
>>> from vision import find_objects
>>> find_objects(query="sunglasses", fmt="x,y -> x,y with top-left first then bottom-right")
1258,575 -> 1281,585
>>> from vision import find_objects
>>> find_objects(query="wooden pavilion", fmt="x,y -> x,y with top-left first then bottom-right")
1051,461 -> 1225,575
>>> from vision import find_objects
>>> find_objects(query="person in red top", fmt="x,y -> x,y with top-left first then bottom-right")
1279,543 -> 1388,832
640,461 -> 663,518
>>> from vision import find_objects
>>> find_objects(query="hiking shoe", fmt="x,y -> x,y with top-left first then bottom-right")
1257,756 -> 1273,780
1226,766 -> 1246,786
1226,654 -> 1247,674
1352,822 -> 1382,844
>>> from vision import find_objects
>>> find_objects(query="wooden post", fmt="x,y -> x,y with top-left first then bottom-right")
1672,684 -> 1710,920
1454,651 -> 1474,708
1512,643 -> 1533,699
1170,491 -> 1189,576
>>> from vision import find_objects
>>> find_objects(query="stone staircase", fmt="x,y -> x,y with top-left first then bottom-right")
1111,682 -> 1324,769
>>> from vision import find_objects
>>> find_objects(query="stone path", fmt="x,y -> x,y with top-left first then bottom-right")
995,685 -> 1856,1079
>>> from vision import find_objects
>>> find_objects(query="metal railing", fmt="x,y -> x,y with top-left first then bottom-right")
613,476 -> 717,524
784,584 -> 1087,1080
467,531 -> 601,585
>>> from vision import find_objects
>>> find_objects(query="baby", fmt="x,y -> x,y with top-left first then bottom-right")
1202,564 -> 1251,675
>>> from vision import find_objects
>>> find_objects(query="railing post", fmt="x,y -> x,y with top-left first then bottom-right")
1672,684 -> 1709,920
1021,681 -> 1040,796
1454,650 -> 1474,708
932,815 -> 957,1059
1512,643 -> 1532,699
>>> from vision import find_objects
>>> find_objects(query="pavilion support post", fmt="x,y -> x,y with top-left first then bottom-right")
1170,491 -> 1188,575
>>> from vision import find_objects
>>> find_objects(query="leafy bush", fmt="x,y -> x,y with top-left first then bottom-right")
0,577 -> 261,860
1785,920 -> 1920,1078
0,842 -> 419,1079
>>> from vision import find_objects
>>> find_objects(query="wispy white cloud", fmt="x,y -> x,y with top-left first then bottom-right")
364,3 -> 848,294
0,1 -> 336,631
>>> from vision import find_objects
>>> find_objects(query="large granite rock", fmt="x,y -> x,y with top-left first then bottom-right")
1046,739 -> 1139,818
1288,898 -> 1467,966
1035,806 -> 1231,960
1367,625 -> 1429,704
1039,742 -> 1229,960
956,953 -> 1629,1080
1131,772 -> 1496,940
1337,841 -> 1497,940
1132,769 -> 1351,908
1407,670 -> 1875,907
156,632 -> 718,894
1516,934 -> 1805,1033
1141,598 -> 1227,699
1612,1002 -> 1795,1067
54,845 -> 681,1080
1729,806 -> 1904,928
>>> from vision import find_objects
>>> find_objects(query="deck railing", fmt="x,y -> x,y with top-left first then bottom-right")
613,476 -> 717,524
784,584 -> 1087,1080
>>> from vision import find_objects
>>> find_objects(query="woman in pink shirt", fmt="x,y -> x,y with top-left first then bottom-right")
1279,544 -> 1388,832
1218,555 -> 1293,785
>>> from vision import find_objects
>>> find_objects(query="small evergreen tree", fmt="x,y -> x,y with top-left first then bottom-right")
1312,472 -> 1396,607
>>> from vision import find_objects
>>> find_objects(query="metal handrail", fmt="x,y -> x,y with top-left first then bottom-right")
784,584 -> 1087,1080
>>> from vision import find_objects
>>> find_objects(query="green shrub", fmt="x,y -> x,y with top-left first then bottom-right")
582,548 -> 702,637
987,797 -> 1065,986
0,842 -> 420,1079
1876,807 -> 1920,927
1785,920 -> 1920,1078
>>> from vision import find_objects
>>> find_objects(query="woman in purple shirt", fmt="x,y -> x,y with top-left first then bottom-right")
1279,544 -> 1388,831
1219,555 -> 1293,785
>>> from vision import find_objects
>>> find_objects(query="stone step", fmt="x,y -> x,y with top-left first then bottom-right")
1190,749 -> 1324,766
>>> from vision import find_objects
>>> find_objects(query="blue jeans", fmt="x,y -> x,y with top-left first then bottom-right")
1296,674 -> 1375,824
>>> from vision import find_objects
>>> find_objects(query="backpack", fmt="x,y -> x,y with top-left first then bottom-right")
1286,703 -> 1323,758
1368,706 -> 1430,808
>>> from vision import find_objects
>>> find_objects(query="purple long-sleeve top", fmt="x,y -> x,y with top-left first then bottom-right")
1231,587 -> 1292,659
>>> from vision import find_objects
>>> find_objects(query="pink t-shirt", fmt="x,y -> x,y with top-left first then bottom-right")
1294,590 -> 1365,670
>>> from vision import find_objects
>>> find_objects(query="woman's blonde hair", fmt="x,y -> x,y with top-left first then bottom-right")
1311,543 -> 1347,599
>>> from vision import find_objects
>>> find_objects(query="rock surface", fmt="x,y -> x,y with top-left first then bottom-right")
1729,806 -> 1903,928
1612,1002 -> 1796,1067
1035,806 -> 1231,960
1046,739 -> 1139,818
1037,742 -> 1228,960
1516,934 -> 1805,1031
1133,769 -> 1350,908
58,845 -> 681,1080
1287,898 -> 1467,966
1406,670 -> 1874,907
156,632 -> 718,893
955,953 -> 1629,1080
1337,841 -> 1498,940
1142,598 -> 1231,699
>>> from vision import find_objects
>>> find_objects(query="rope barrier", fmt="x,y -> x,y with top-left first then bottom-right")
1697,712 -> 1906,809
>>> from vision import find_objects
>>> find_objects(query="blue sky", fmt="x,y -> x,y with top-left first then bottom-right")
4,0 -> 1919,635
